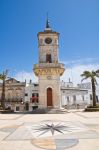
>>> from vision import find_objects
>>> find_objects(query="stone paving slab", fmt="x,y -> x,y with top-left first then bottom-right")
0,131 -> 9,141
68,139 -> 99,150
0,114 -> 23,120
0,112 -> 99,150
6,126 -> 34,140
75,112 -> 99,118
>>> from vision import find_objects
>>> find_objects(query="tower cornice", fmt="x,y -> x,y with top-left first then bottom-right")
33,63 -> 65,76
37,31 -> 59,37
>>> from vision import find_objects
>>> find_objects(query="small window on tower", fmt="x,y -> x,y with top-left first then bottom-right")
46,54 -> 52,63
32,93 -> 35,97
25,93 -> 28,96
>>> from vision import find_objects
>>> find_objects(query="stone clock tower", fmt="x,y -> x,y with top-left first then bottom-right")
34,19 -> 65,108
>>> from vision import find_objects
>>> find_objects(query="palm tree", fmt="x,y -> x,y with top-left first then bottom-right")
0,70 -> 8,110
81,70 -> 99,107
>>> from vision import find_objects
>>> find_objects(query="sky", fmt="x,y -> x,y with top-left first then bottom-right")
0,0 -> 99,85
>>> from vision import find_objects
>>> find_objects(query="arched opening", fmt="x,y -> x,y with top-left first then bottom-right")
46,54 -> 52,63
47,87 -> 53,107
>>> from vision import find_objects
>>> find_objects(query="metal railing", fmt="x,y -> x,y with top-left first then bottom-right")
34,63 -> 65,68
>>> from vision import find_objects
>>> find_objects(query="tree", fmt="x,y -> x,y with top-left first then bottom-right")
0,70 -> 8,110
81,70 -> 99,107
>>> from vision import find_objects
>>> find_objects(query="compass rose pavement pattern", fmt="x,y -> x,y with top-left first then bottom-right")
0,112 -> 99,150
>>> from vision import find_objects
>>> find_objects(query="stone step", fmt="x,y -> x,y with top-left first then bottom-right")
45,108 -> 68,114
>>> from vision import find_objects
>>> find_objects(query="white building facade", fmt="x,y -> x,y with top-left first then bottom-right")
60,81 -> 88,109
24,82 -> 39,111
24,80 -> 99,111
77,82 -> 99,105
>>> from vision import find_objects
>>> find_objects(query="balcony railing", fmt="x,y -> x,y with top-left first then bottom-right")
34,63 -> 65,69
30,97 -> 39,103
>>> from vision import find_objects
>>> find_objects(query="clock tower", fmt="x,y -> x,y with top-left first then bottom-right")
34,18 -> 65,108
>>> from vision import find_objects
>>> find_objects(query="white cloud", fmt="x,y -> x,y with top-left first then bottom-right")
14,71 -> 38,83
60,57 -> 99,67
61,64 -> 99,85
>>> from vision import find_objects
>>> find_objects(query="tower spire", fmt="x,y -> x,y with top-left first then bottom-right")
46,12 -> 50,28
45,13 -> 52,31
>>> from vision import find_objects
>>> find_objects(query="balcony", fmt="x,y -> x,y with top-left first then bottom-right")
33,63 -> 65,76
30,97 -> 39,103
34,63 -> 65,69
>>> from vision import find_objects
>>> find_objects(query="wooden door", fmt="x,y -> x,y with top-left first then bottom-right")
47,88 -> 53,107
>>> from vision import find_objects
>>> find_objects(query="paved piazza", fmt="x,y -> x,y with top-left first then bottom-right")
0,111 -> 99,150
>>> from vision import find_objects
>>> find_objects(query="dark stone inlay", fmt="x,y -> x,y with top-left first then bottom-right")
33,122 -> 70,137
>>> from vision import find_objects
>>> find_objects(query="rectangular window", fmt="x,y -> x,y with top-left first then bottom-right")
73,95 -> 76,104
67,96 -> 69,102
34,84 -> 38,87
32,93 -> 35,97
90,94 -> 92,100
96,95 -> 98,102
25,93 -> 28,96
37,93 -> 39,97
32,93 -> 39,97
82,96 -> 84,101
16,106 -> 19,111
73,95 -> 76,101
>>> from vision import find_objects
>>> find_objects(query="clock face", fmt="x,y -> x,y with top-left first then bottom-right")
45,37 -> 52,44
